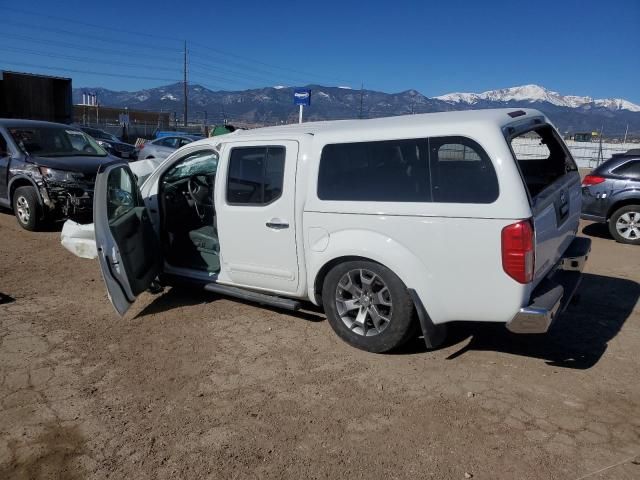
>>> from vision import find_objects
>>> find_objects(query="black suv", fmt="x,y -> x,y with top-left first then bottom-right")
79,126 -> 137,159
581,149 -> 640,244
0,119 -> 116,230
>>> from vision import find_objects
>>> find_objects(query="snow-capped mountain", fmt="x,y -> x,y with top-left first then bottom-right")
72,82 -> 640,134
435,84 -> 640,112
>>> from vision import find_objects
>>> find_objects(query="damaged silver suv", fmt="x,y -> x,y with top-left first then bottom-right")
0,119 -> 114,230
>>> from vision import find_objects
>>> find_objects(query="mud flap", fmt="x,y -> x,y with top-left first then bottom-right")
408,289 -> 448,349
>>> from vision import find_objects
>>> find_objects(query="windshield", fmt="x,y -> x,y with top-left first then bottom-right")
8,126 -> 108,157
164,150 -> 218,182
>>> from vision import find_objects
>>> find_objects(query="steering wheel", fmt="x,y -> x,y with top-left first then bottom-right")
187,174 -> 214,207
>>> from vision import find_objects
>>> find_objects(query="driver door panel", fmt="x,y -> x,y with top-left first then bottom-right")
94,163 -> 162,316
108,206 -> 160,296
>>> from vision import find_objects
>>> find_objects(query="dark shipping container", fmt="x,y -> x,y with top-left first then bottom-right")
0,71 -> 73,124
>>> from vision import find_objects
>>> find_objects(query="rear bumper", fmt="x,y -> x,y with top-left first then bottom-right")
506,236 -> 591,334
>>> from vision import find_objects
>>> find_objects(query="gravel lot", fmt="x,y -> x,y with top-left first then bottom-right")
0,211 -> 639,479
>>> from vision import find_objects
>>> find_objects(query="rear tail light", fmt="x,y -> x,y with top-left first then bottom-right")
502,220 -> 534,284
582,175 -> 606,186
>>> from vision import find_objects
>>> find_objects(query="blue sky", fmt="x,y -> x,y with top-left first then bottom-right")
1,0 -> 639,102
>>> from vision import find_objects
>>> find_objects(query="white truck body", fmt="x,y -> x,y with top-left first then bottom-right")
65,108 -> 591,352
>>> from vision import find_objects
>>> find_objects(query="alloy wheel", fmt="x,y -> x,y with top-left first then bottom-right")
15,196 -> 31,224
616,211 -> 640,240
335,268 -> 393,337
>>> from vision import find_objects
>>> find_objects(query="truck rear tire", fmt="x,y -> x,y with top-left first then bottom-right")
322,260 -> 418,353
13,186 -> 43,231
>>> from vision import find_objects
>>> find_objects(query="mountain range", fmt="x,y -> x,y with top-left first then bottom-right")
73,83 -> 640,136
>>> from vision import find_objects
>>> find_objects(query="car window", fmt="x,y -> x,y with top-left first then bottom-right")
179,138 -> 193,147
318,138 -> 430,201
106,167 -> 142,223
429,136 -> 499,203
613,160 -> 640,179
226,146 -> 285,205
156,138 -> 175,148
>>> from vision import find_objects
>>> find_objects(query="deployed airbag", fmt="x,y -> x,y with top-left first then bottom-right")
60,220 -> 97,259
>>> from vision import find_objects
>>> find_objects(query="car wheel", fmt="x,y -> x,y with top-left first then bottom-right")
322,260 -> 418,353
13,186 -> 43,231
608,205 -> 640,245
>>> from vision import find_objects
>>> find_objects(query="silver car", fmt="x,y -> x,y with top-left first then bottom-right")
137,135 -> 201,161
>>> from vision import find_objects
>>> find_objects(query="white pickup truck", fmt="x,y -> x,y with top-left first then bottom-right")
63,109 -> 591,353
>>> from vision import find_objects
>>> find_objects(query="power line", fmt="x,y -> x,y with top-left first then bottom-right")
188,44 -> 353,86
4,6 -> 183,47
5,20 -> 183,53
189,71 -> 255,90
5,30 -> 311,88
0,61 -> 181,83
3,32 -> 181,63
189,62 -> 294,87
0,46 -> 181,74
189,54 -> 313,86
5,6 -> 356,87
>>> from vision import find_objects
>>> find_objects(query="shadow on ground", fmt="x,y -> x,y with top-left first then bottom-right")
582,222 -> 614,241
135,273 -> 637,369
0,292 -> 15,304
136,285 -> 325,323
402,273 -> 638,369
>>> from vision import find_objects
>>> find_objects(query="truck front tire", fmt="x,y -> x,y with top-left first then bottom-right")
322,260 -> 418,353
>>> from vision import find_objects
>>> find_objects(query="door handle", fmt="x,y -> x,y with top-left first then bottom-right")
266,220 -> 289,230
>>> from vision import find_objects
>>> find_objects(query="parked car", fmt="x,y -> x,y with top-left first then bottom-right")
0,119 -> 115,230
79,126 -> 137,160
136,135 -> 201,161
62,109 -> 590,353
581,150 -> 640,244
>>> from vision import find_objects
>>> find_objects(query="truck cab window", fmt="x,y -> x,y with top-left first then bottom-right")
227,146 -> 285,205
429,137 -> 499,203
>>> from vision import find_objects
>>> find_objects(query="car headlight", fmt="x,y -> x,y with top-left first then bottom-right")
39,167 -> 79,183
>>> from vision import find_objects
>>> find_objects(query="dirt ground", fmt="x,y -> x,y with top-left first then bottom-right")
0,211 -> 639,480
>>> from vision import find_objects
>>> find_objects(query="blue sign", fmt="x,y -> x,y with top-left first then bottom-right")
294,88 -> 311,106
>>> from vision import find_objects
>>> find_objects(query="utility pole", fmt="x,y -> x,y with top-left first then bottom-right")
183,40 -> 188,127
623,124 -> 629,145
597,123 -> 604,166
359,83 -> 364,119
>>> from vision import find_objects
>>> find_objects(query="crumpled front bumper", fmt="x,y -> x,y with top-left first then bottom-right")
506,236 -> 592,334
42,181 -> 94,217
